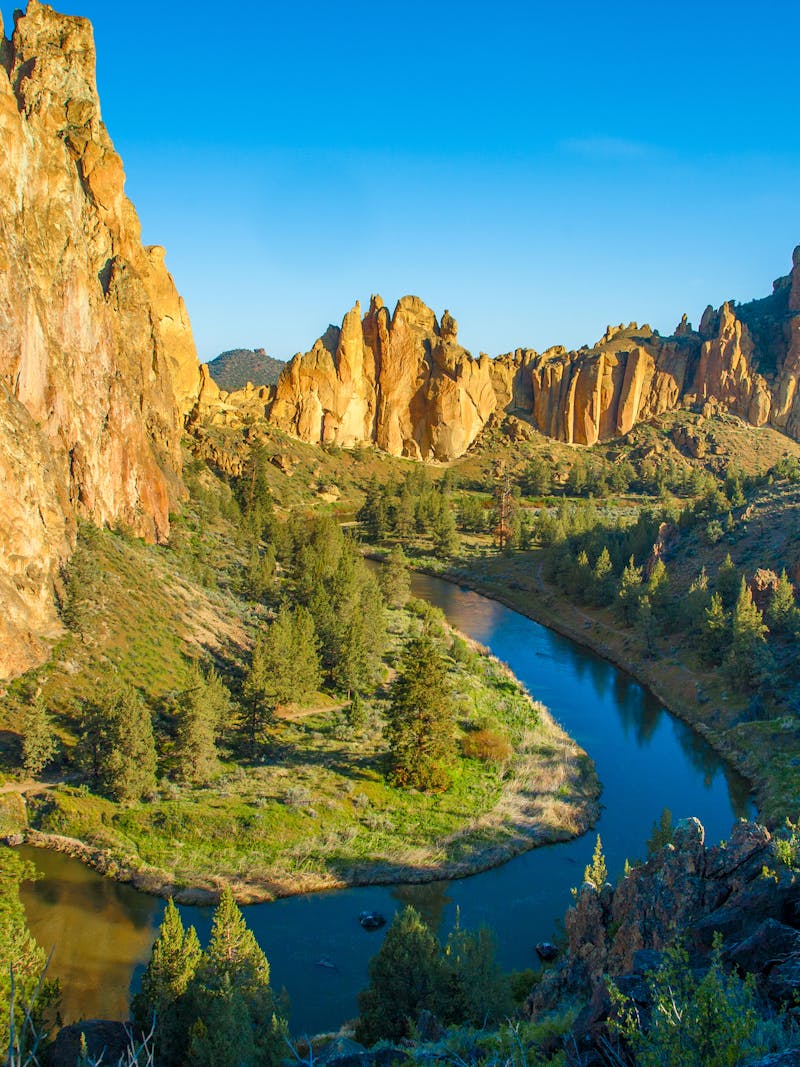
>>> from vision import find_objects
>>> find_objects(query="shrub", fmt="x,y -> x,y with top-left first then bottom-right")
460,729 -> 513,765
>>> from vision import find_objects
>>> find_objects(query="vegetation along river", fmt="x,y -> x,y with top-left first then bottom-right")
20,571 -> 753,1035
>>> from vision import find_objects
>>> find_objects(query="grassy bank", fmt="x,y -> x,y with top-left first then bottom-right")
403,540 -> 795,823
0,509 -> 599,902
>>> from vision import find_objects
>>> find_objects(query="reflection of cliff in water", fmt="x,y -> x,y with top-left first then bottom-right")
20,845 -> 161,1024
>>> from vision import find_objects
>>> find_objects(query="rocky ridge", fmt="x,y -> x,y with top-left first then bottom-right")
0,1 -> 203,677
241,249 -> 800,459
532,819 -> 800,1063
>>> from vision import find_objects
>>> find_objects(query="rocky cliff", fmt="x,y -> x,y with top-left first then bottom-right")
0,1 -> 202,677
256,249 -> 800,458
533,819 -> 800,1063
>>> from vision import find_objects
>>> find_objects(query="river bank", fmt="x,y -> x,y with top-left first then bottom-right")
406,552 -> 764,820
5,617 -> 600,904
18,569 -> 749,1035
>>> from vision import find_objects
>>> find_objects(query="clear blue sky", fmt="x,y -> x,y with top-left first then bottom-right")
7,1 -> 800,362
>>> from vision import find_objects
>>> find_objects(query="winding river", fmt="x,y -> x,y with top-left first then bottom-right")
20,572 -> 752,1035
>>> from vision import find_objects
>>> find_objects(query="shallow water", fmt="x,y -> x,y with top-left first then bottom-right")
20,571 -> 752,1034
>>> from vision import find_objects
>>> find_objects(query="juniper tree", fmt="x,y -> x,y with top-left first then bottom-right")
386,628 -> 454,791
240,606 -> 321,753
767,570 -> 798,634
356,906 -> 446,1045
176,664 -> 231,783
381,544 -> 411,608
727,579 -> 770,689
20,693 -> 56,777
76,681 -> 157,801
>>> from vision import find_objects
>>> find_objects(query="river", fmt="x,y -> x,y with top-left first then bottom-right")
20,571 -> 752,1035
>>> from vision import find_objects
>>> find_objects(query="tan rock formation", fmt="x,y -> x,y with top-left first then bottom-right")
0,2 -> 202,677
260,247 -> 800,457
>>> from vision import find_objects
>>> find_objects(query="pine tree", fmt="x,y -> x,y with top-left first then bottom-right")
20,693 -> 56,777
583,834 -> 608,889
204,887 -> 270,993
767,570 -> 798,634
441,918 -> 510,1026
356,906 -> 446,1045
190,888 -> 284,1066
727,579 -> 770,689
176,664 -> 229,784
591,546 -> 614,606
716,554 -> 741,611
240,606 -> 321,753
381,544 -> 411,608
647,808 -> 674,854
617,556 -> 643,625
77,682 -> 157,801
133,899 -> 201,1061
523,455 -> 551,497
386,629 -> 454,791
701,593 -> 729,666
433,507 -> 460,558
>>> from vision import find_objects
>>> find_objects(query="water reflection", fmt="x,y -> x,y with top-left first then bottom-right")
390,881 -> 453,932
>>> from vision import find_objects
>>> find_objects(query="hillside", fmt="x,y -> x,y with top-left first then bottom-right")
207,348 -> 286,392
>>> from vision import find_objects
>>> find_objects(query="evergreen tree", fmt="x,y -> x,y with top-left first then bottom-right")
394,487 -> 416,541
189,888 -> 284,1066
522,455 -> 551,497
767,570 -> 798,634
356,906 -> 446,1045
357,477 -> 389,541
727,579 -> 770,689
683,568 -> 710,635
617,556 -> 643,625
243,541 -> 276,602
715,554 -> 741,611
0,849 -> 59,1053
441,919 -> 510,1026
20,693 -> 56,777
647,808 -> 674,854
386,629 -> 455,791
433,507 -> 460,558
176,664 -> 230,784
133,899 -> 202,1062
77,682 -> 157,801
241,606 -> 321,752
701,593 -> 729,666
591,547 -> 614,606
187,974 -> 258,1067
381,544 -> 411,608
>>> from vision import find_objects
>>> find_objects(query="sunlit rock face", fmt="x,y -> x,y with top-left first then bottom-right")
264,247 -> 800,455
0,1 -> 202,677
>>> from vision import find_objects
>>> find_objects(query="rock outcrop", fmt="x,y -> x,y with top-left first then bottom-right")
258,248 -> 800,459
530,819 -> 800,1062
0,2 -> 202,677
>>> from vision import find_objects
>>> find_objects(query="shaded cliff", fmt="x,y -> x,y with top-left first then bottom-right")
256,248 -> 800,459
0,1 -> 202,677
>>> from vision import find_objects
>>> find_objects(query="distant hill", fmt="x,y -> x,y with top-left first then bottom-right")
207,348 -> 286,392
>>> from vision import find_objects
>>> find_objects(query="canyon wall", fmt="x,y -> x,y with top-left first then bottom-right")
0,1 -> 202,677
256,248 -> 800,459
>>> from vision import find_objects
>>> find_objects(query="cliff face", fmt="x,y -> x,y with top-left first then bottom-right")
0,1 -> 201,677
260,248 -> 800,458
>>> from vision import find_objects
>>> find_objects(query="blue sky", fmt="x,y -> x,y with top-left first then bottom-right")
7,1 -> 800,361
